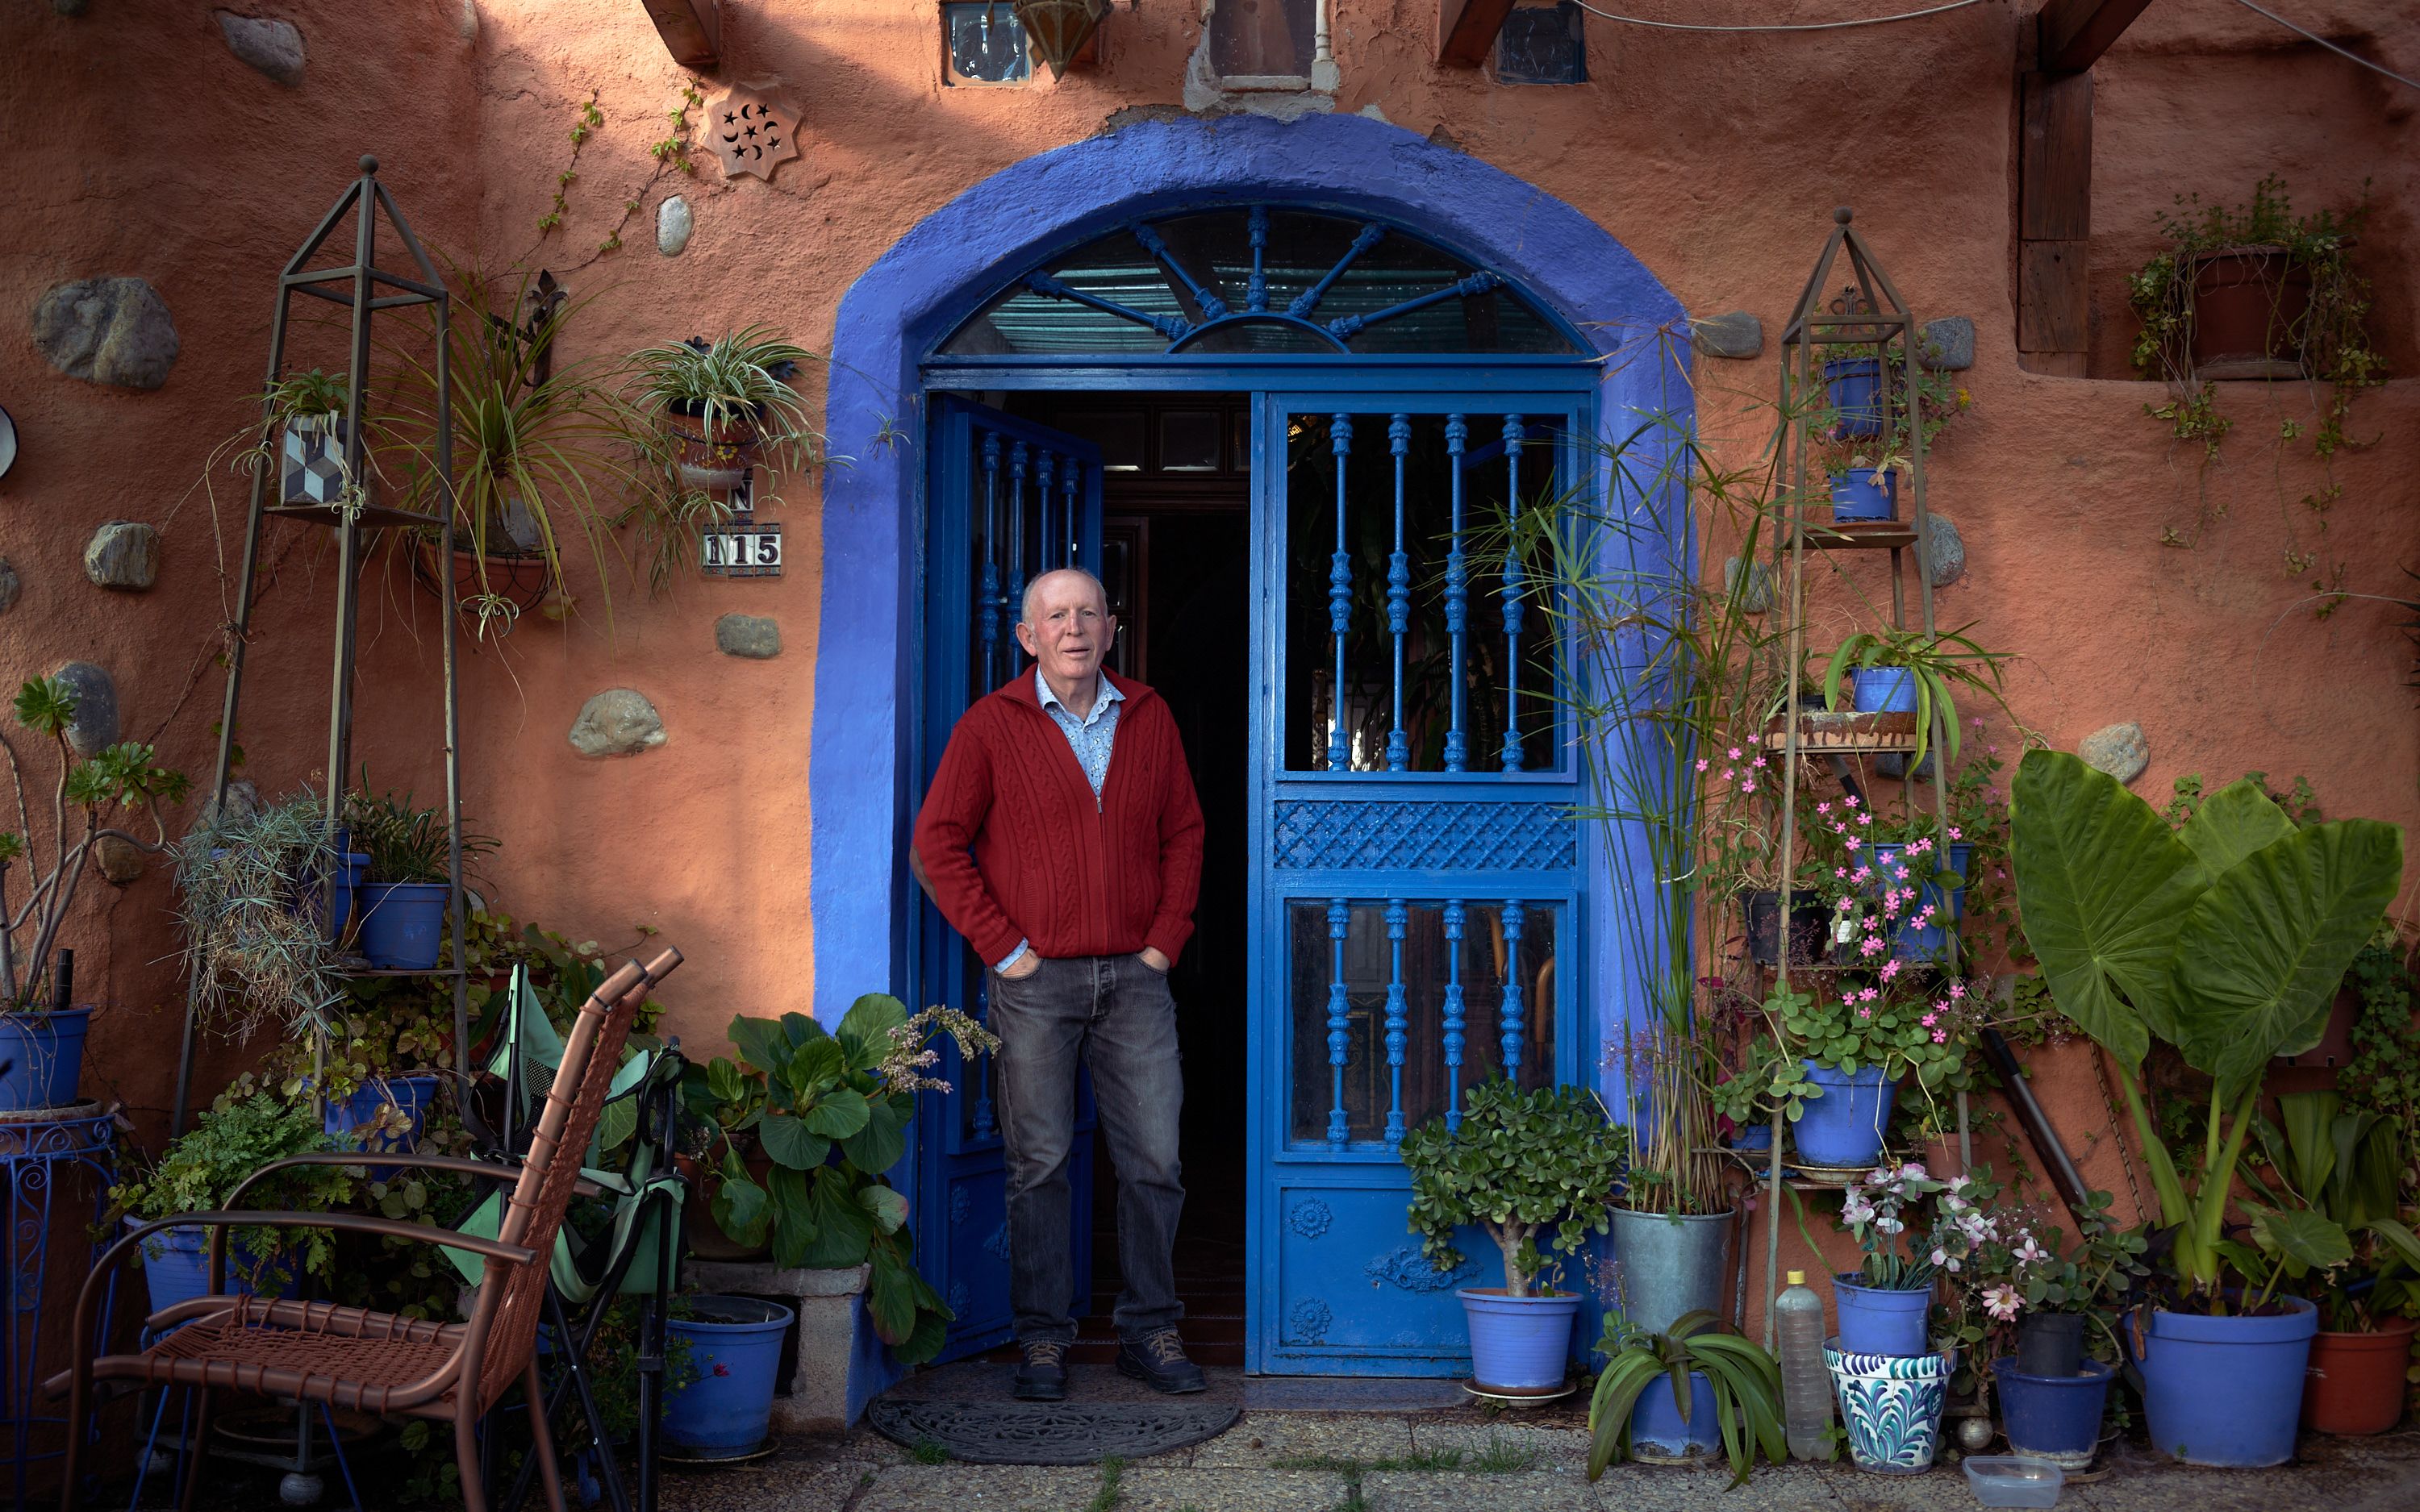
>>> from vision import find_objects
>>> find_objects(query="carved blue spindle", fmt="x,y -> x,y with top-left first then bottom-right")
1132,222 -> 1231,322
1061,455 -> 1081,569
970,973 -> 997,1139
1499,899 -> 1526,1074
1326,899 -> 1352,1148
1385,414 -> 1411,773
1325,414 -> 1354,772
1444,414 -> 1470,772
1008,441 -> 1029,654
1021,271 -> 1191,343
978,431 -> 1003,685
1500,415 -> 1527,773
1034,449 -> 1056,591
1247,205 -> 1270,313
1442,900 -> 1467,1131
1383,898 -> 1408,1148
1290,223 -> 1387,321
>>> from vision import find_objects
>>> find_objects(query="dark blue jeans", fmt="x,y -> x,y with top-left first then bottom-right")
989,952 -> 1186,1344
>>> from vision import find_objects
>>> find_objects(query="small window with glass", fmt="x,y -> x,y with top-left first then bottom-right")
944,2 -> 1032,85
1496,2 -> 1586,86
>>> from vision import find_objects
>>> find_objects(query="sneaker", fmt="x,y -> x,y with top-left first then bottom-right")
1014,1337 -> 1070,1402
1116,1328 -> 1206,1394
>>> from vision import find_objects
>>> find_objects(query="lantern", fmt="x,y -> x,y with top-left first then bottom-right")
1012,0 -> 1106,79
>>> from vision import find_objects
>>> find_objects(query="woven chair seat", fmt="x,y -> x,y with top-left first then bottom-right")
103,1302 -> 466,1416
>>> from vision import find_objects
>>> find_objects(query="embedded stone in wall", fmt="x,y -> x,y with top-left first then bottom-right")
657,195 -> 694,256
201,779 -> 261,827
34,278 -> 180,389
0,558 -> 20,616
1925,513 -> 1966,588
716,613 -> 780,659
1693,311 -> 1764,360
1918,317 -> 1975,372
216,11 -> 306,85
84,522 -> 159,590
48,661 -> 119,756
569,689 -> 666,757
2079,722 -> 2149,785
94,835 -> 145,885
1722,556 -> 1775,614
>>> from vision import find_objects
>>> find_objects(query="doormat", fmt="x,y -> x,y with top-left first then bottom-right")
866,1399 -> 1241,1466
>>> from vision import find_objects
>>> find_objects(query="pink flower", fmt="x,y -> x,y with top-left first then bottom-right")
1752,756 -> 1768,768
1859,987 -> 1880,1003
1741,780 -> 1757,793
1863,917 -> 1882,933
1844,836 -> 1863,852
1844,795 -> 1859,808
1850,866 -> 1871,883
1947,827 -> 1962,840
1835,868 -> 1850,880
1859,1006 -> 1872,1018
1728,746 -> 1742,760
1722,768 -> 1734,781
1949,982 -> 1966,999
1880,960 -> 1901,980
1696,758 -> 1710,773
1931,1028 -> 1948,1043
1984,1283 -> 2023,1322
1817,802 -> 1832,814
1859,937 -> 1884,957
1894,865 -> 1911,881
1858,812 -> 1873,826
1921,1012 -> 1937,1027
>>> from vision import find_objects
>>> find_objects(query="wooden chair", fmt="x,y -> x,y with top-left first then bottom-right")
53,946 -> 682,1512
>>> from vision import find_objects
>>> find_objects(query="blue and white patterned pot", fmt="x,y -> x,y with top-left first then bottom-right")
1827,1343 -> 1955,1473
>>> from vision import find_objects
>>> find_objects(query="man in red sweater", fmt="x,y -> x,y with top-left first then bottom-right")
912,567 -> 1207,1401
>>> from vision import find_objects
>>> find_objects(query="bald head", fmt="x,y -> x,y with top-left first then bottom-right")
1016,567 -> 1116,698
1020,567 -> 1108,627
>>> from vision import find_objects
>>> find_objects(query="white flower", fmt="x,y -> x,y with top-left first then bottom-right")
1931,1247 -> 1949,1267
1876,1215 -> 1905,1235
1984,1284 -> 2022,1322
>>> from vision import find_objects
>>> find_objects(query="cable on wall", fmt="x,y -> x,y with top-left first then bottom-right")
2229,0 -> 2420,92
1566,0 -> 1983,33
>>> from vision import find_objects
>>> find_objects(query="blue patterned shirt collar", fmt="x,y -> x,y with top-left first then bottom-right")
1034,666 -> 1122,725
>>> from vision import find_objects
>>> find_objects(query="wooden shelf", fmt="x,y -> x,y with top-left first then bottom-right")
1798,519 -> 1918,552
1760,713 -> 1922,755
264,502 -> 444,532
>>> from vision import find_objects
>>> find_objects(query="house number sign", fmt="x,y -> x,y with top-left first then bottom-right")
700,520 -> 782,577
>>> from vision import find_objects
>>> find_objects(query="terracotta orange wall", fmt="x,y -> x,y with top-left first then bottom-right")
5,0 -> 2416,1185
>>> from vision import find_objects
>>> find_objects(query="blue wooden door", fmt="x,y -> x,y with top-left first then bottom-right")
916,398 -> 1103,1363
1247,391 -> 1591,1375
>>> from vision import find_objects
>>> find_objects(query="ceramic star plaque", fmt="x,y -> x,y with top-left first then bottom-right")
706,87 -> 799,182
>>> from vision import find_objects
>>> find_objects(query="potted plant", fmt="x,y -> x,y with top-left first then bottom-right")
1806,343 -> 1971,522
263,368 -> 369,510
1763,968 -> 1976,1170
2009,751 -> 2404,1466
682,993 -> 994,1368
2128,174 -> 2377,383
1585,1309 -> 1786,1485
1400,1078 -> 1627,1393
1830,1160 -> 1996,1357
0,676 -> 187,1109
344,781 -> 490,972
1820,626 -> 2006,773
175,789 -> 356,1045
2242,1089 -> 2420,1436
107,1091 -> 358,1307
661,1293 -> 794,1460
1603,1023 -> 1736,1335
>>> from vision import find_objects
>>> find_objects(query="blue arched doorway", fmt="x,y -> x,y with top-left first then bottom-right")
816,113 -> 1688,1394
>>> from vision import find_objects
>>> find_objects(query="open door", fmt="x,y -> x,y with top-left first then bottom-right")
915,398 -> 1104,1362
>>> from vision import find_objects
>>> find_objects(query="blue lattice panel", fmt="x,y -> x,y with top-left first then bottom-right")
1270,801 -> 1575,872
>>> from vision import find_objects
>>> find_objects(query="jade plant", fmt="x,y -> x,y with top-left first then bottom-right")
2009,749 -> 2403,1310
1400,1078 -> 1629,1297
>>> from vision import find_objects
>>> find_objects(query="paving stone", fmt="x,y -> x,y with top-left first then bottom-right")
1361,1469 -> 1599,1509
1118,1466 -> 1358,1510
658,194 -> 695,255
1189,1410 -> 1417,1468
567,688 -> 665,757
83,521 -> 158,589
657,1459 -> 878,1512
1596,1460 -> 1844,1508
1404,1420 -> 1589,1471
1692,310 -> 1764,360
849,1464 -> 1144,1512
35,278 -> 178,389
216,10 -> 305,85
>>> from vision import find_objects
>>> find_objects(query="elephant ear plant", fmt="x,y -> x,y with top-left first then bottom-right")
1399,1079 -> 1629,1297
2009,749 -> 2403,1308
684,993 -> 996,1364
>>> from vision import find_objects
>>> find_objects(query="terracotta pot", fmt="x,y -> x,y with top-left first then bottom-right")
666,404 -> 761,490
2302,1317 -> 2417,1435
2186,246 -> 2312,380
676,1151 -> 773,1262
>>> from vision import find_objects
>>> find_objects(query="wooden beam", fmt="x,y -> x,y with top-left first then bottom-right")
640,0 -> 720,73
1439,0 -> 1518,69
2015,67 -> 2092,373
2038,0 -> 2155,73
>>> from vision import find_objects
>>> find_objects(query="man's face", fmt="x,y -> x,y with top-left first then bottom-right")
1016,570 -> 1116,685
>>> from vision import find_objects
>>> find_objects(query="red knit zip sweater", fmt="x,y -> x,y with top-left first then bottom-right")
912,669 -> 1204,969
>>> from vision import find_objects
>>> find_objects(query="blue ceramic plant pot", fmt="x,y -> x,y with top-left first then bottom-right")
357,881 -> 449,970
1629,1368 -> 1722,1463
1825,358 -> 1884,439
665,1294 -> 795,1459
0,1006 -> 89,1111
1792,1062 -> 1898,1168
1850,667 -> 1919,714
1992,1356 -> 2113,1469
1458,1287 -> 1579,1392
1834,1277 -> 1932,1357
2130,1296 -> 2318,1467
1829,1343 -> 1955,1472
131,1219 -> 298,1312
1867,841 -> 1972,963
322,1073 -> 440,1181
1829,468 -> 1898,522
328,851 -> 371,939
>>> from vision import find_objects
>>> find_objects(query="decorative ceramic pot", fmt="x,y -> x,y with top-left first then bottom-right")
279,413 -> 359,508
1828,1343 -> 1955,1473
666,402 -> 763,490
1829,468 -> 1897,522
1833,1275 -> 1931,1357
2184,246 -> 2312,380
0,1006 -> 90,1112
664,1294 -> 795,1458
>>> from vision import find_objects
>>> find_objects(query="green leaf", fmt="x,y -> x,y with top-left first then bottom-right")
2176,779 -> 2295,879
711,1171 -> 770,1249
779,1011 -> 828,1048
794,1166 -> 877,1268
726,1015 -> 792,1077
783,1036 -> 849,1097
2171,820 -> 2403,1100
1586,1352 -> 1659,1481
867,1251 -> 917,1344
837,992 -> 909,1072
758,1111 -> 832,1171
767,1164 -> 817,1268
2011,750 -> 2205,1068
895,1300 -> 951,1365
841,1096 -> 911,1175
2251,1206 -> 2353,1272
803,1085 -> 871,1140
706,1057 -> 746,1104
859,1181 -> 910,1235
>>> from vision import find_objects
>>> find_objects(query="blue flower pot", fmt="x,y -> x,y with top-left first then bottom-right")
1868,842 -> 1971,963
0,1006 -> 90,1111
322,1073 -> 440,1181
1825,358 -> 1885,439
1729,1122 -> 1775,1152
1850,667 -> 1919,714
131,1218 -> 298,1313
357,882 -> 450,970
327,851 -> 370,939
1829,469 -> 1898,522
1629,1368 -> 1722,1462
1458,1287 -> 1579,1392
1829,1343 -> 1954,1472
1992,1356 -> 2114,1469
2130,1296 -> 2318,1467
665,1294 -> 795,1460
1834,1277 -> 1932,1357
1792,1062 -> 1898,1168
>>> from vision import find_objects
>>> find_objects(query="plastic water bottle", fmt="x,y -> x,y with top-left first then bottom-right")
1777,1268 -> 1834,1460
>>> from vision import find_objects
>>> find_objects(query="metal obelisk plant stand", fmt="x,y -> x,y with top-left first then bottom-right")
1756,208 -> 1967,1349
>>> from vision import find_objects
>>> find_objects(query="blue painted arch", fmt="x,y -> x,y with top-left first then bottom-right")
812,111 -> 1692,1056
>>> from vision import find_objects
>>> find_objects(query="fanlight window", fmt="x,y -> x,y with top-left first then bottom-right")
940,205 -> 1577,357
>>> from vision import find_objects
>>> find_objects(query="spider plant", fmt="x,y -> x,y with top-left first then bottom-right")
1586,1309 -> 1787,1487
342,773 -> 494,887
1820,625 -> 2008,769
173,789 -> 345,1043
